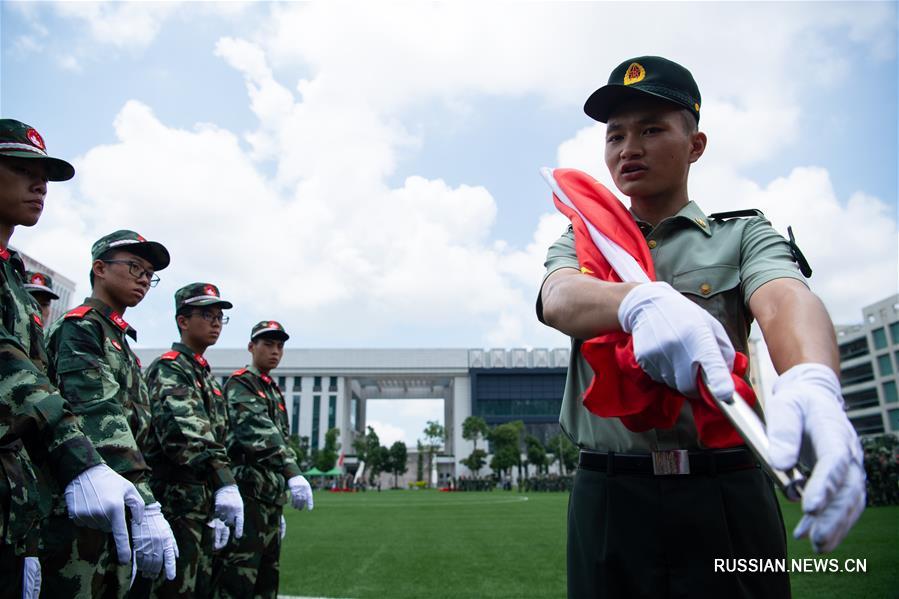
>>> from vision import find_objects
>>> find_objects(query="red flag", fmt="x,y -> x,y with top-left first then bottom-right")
545,168 -> 755,448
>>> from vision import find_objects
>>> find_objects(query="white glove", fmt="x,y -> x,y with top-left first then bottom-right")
213,484 -> 244,539
131,503 -> 179,580
767,363 -> 866,553
280,515 -> 286,541
207,518 -> 230,550
287,475 -> 314,511
64,464 -> 146,563
22,557 -> 40,599
618,281 -> 735,401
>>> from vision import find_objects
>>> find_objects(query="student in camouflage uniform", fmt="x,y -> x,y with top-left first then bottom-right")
23,271 -> 58,326
140,283 -> 244,598
43,230 -> 179,597
211,320 -> 313,599
0,119 -> 145,599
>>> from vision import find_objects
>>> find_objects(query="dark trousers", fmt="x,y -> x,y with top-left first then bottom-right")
568,465 -> 791,599
211,495 -> 282,599
0,543 -> 24,599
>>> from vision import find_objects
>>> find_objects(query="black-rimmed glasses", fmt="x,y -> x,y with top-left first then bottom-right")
102,259 -> 160,287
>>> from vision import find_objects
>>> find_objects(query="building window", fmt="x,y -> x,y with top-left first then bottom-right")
278,376 -> 286,389
311,396 -> 321,449
843,387 -> 880,410
328,396 -> 337,430
877,354 -> 894,377
872,327 -> 888,350
840,363 -> 874,387
329,376 -> 338,392
351,397 -> 358,430
883,381 -> 898,404
313,376 -> 322,392
890,322 -> 899,345
849,414 -> 884,435
838,338 -> 869,361
889,409 -> 899,432
292,396 -> 300,435
293,377 -> 303,392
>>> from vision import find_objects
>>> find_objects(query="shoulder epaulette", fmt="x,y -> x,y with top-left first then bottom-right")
708,209 -> 765,220
231,368 -> 248,376
64,305 -> 93,319
160,350 -> 181,361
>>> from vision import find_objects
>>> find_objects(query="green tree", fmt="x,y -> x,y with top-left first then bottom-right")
525,435 -> 548,477
422,420 -> 445,487
315,427 -> 341,471
289,435 -> 311,471
489,421 -> 523,478
460,448 -> 487,476
388,441 -> 408,488
548,432 -> 578,475
416,440 -> 424,482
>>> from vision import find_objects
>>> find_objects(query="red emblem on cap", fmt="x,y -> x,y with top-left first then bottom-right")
204,285 -> 218,297
110,339 -> 122,351
30,274 -> 45,285
269,321 -> 279,329
33,314 -> 43,328
26,129 -> 46,151
136,234 -> 146,242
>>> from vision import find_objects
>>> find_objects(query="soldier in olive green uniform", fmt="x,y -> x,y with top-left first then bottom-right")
23,271 -> 59,327
43,231 -> 178,597
212,320 -> 313,599
140,283 -> 244,598
538,58 -> 865,598
0,119 -> 146,599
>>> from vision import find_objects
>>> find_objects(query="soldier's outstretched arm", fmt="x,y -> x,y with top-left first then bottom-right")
751,278 -> 865,553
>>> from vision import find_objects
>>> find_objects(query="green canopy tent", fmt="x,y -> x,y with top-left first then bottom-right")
303,467 -> 324,476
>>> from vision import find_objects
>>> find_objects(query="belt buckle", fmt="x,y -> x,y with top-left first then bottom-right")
651,450 -> 690,475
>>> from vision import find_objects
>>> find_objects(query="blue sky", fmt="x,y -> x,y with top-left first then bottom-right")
1,2 -> 896,352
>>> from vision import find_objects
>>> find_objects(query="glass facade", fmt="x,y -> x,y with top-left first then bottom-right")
291,395 -> 300,434
890,322 -> 899,345
311,395 -> 321,449
328,395 -> 337,430
838,337 -> 869,361
843,387 -> 879,410
471,369 -> 566,435
883,381 -> 898,404
841,363 -> 874,386
877,354 -> 894,377
889,409 -> 899,432
850,414 -> 884,435
872,328 -> 887,350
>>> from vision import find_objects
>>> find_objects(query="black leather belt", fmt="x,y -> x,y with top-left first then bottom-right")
578,447 -> 758,476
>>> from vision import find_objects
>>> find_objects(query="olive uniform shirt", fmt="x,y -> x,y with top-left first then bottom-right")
537,201 -> 806,452
224,365 -> 302,506
0,249 -> 102,549
46,298 -> 156,509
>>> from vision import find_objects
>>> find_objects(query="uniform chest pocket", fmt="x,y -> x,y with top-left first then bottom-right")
671,265 -> 748,353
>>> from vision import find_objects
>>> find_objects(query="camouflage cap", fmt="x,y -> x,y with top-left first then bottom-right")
251,320 -> 289,341
584,56 -> 702,124
175,282 -> 233,311
24,270 -> 60,300
0,119 -> 75,181
91,230 -> 171,271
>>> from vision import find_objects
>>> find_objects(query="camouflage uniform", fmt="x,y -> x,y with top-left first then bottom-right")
142,342 -> 234,598
41,297 -> 156,598
0,247 -> 103,599
212,364 -> 301,599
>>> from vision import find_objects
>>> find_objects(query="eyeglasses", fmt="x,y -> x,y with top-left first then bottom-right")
195,311 -> 229,325
102,259 -> 160,287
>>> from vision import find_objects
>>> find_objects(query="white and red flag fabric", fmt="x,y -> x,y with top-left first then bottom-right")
541,167 -> 756,448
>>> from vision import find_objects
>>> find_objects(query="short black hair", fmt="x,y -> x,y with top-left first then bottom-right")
175,306 -> 195,336
89,249 -> 120,289
679,108 -> 698,135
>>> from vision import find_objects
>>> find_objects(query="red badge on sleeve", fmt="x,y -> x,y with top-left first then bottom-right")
65,306 -> 92,320
33,314 -> 43,328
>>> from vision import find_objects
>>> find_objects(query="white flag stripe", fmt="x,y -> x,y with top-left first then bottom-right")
540,168 -> 650,284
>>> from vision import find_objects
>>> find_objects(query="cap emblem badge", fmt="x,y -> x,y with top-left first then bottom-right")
623,62 -> 646,86
25,128 -> 46,151
31,274 -> 44,285
204,285 -> 218,297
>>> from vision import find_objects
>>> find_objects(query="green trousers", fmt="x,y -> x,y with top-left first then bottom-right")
567,465 -> 790,599
211,495 -> 282,599
39,514 -> 131,599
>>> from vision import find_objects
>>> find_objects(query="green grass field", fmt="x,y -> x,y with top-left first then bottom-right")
279,490 -> 898,599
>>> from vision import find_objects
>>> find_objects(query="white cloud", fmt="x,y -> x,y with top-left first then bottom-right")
53,2 -> 181,50
364,419 -> 408,448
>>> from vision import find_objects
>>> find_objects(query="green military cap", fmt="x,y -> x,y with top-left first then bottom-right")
584,56 -> 702,124
0,119 -> 75,181
175,282 -> 233,311
251,320 -> 289,341
24,270 -> 60,300
91,230 -> 171,271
